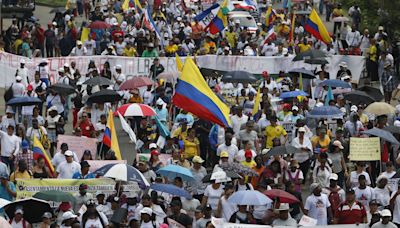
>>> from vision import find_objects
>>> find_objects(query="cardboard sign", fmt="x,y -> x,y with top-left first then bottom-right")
349,137 -> 381,161
57,135 -> 98,159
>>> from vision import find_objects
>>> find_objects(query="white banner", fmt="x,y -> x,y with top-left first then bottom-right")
0,52 -> 365,88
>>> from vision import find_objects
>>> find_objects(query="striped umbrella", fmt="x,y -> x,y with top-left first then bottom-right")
115,103 -> 156,117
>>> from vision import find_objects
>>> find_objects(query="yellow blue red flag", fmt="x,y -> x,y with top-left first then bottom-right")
172,58 -> 231,127
103,110 -> 122,160
304,9 -> 332,44
33,136 -> 55,176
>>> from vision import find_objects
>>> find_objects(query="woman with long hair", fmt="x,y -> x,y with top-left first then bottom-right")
33,157 -> 53,178
148,150 -> 163,172
81,199 -> 109,228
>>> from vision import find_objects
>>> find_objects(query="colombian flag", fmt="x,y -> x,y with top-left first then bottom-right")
265,6 -> 276,27
32,136 -> 55,176
207,0 -> 231,35
304,9 -> 332,44
103,110 -> 122,160
175,53 -> 183,72
173,58 -> 231,127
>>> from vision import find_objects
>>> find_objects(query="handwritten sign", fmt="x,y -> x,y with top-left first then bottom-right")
57,135 -> 97,160
299,215 -> 318,227
349,137 -> 381,161
87,160 -> 127,172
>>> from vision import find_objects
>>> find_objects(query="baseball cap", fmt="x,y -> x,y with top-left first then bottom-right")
21,140 -> 29,150
62,211 -> 77,221
151,150 -> 160,156
192,156 -> 204,163
369,199 -> 381,206
15,209 -> 24,214
0,172 -> 8,179
329,173 -> 338,181
380,209 -> 391,217
378,26 -> 384,31
140,207 -> 153,215
350,105 -> 358,112
64,150 -> 73,157
79,184 -> 88,190
96,191 -> 105,197
292,106 -> 299,111
332,140 -> 344,149
220,151 -> 229,158
80,161 -> 90,168
244,150 -> 253,158
149,143 -> 158,150
42,212 -> 52,219
298,127 -> 306,132
27,84 -> 33,91
16,76 -> 22,81
346,188 -> 355,194
310,183 -> 320,192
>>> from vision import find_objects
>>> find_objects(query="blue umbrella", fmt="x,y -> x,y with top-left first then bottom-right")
7,97 -> 42,106
150,184 -> 192,199
318,79 -> 352,88
157,165 -> 195,182
280,90 -> 308,99
363,128 -> 400,145
307,106 -> 344,119
96,163 -> 150,187
228,190 -> 272,206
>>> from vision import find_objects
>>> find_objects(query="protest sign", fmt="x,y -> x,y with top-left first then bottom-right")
349,137 -> 381,161
16,178 -> 140,199
87,160 -> 127,172
57,135 -> 98,159
299,215 -> 318,226
167,218 -> 186,228
136,153 -> 171,164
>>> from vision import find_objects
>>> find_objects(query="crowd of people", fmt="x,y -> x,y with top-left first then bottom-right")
0,0 -> 399,227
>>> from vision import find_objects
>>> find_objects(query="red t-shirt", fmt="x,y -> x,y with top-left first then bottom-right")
35,27 -> 45,44
79,120 -> 94,137
335,201 -> 366,224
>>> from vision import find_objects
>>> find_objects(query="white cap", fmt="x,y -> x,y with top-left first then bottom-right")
235,19 -> 240,24
62,211 -> 77,220
140,207 -> 153,215
16,76 -> 22,81
341,75 -> 351,80
350,105 -> 358,112
63,62 -> 70,67
163,33 -> 169,38
96,191 -> 105,196
52,21 -> 57,26
339,61 -> 347,67
76,40 -> 82,45
58,68 -> 64,73
149,143 -> 157,149
316,102 -> 324,107
329,173 -> 338,180
177,16 -> 182,21
333,140 -> 344,149
115,65 -> 122,70
378,26 -> 384,31
298,127 -> 306,132
20,59 -> 26,64
65,14 -> 71,21
6,106 -> 14,114
48,106 -> 58,112
340,107 -> 347,113
292,105 -> 299,111
64,150 -> 74,157
275,203 -> 290,211
261,148 -> 270,155
156,98 -> 165,106
380,209 -> 391,217
394,120 -> 400,127
15,209 -> 24,214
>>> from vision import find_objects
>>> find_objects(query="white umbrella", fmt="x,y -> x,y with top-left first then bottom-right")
333,17 -> 350,22
0,198 -> 11,208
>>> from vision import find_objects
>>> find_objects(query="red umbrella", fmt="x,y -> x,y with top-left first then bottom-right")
119,77 -> 154,90
264,189 -> 299,203
115,103 -> 156,117
88,21 -> 111,29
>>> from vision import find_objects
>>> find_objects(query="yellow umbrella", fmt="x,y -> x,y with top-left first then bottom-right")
364,102 -> 396,116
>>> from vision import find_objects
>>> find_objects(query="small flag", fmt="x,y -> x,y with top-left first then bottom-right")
304,9 -> 332,44
103,110 -> 122,160
325,85 -> 334,106
80,27 -> 90,43
118,112 -> 136,144
32,136 -> 55,176
175,53 -> 183,72
252,87 -> 261,116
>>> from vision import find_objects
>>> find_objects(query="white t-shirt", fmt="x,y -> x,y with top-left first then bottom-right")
12,82 -> 26,97
51,151 -> 79,168
235,149 -> 257,162
216,144 -> 239,163
391,192 -> 400,223
84,39 -> 96,55
56,161 -> 81,179
230,115 -> 248,136
204,184 -> 224,211
46,94 -> 64,114
354,186 -> 373,211
304,194 -> 331,225
350,171 -> 371,188
220,196 -> 237,222
372,187 -> 391,208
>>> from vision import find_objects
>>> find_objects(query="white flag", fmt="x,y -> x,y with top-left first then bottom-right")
118,112 -> 137,144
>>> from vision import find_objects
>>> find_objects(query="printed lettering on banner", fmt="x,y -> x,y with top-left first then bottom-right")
349,137 -> 381,161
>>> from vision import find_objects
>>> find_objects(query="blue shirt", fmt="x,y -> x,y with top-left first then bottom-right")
0,182 -> 15,201
72,172 -> 96,179
156,108 -> 168,122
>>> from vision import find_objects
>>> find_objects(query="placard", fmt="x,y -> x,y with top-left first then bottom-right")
299,215 -> 318,226
349,137 -> 381,161
57,135 -> 98,160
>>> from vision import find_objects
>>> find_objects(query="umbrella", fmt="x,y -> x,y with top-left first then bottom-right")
292,50 -> 327,62
264,145 -> 301,157
218,162 -> 259,177
156,71 -> 180,83
88,21 -> 111,29
228,190 -> 272,206
307,106 -> 344,119
0,216 -> 11,228
83,77 -> 113,86
150,184 -> 191,199
115,103 -> 156,117
49,7 -> 66,13
102,164 -> 150,187
264,189 -> 300,203
48,83 -> 75,95
221,71 -> 258,83
0,198 -> 11,208
365,102 -> 396,116
343,91 -> 376,105
7,97 -> 42,106
93,163 -> 115,176
280,90 -> 308,99
384,126 -> 400,134
5,198 -> 52,224
200,68 -> 225,78
119,77 -> 153,90
333,16 -> 350,22
358,86 -> 384,102
157,165 -> 195,182
304,58 -> 329,65
87,89 -> 122,104
202,170 -> 242,183
318,79 -> 352,88
33,190 -> 76,202
392,170 -> 400,178
288,68 -> 316,79
363,128 -> 400,145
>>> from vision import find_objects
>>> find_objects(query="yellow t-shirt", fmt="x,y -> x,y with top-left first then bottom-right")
225,31 -> 237,48
165,44 -> 178,54
369,45 -> 377,62
203,41 -> 216,54
265,125 -> 287,148
241,160 -> 256,183
172,127 -> 188,140
183,138 -> 200,159
13,39 -> 23,53
298,44 -> 312,53
10,170 -> 32,182
123,47 -> 137,57
311,135 -> 331,149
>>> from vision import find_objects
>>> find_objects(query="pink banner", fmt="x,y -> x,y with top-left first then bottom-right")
57,135 -> 98,160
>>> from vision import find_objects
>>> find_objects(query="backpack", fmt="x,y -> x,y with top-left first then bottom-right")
328,188 -> 341,215
4,83 -> 14,102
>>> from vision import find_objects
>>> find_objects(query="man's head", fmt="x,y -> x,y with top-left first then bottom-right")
14,208 -> 24,221
140,207 -> 153,222
376,175 -> 388,188
18,160 -> 27,172
358,174 -> 367,187
61,143 -> 68,152
64,150 -> 74,163
79,184 -> 88,196
380,209 -> 392,224
21,140 -> 29,153
245,120 -> 254,132
80,161 -> 90,175
345,188 -> 355,202
170,197 -> 182,214
275,203 -> 291,220
6,125 -> 14,136
225,132 -> 233,145
310,183 -> 321,196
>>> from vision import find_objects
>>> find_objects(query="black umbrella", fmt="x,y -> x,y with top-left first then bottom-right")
202,171 -> 242,183
343,91 -> 376,105
292,50 -> 327,62
49,7 -> 66,13
48,83 -> 75,95
83,77 -> 113,86
357,86 -> 384,102
221,70 -> 258,83
7,97 -> 42,106
384,126 -> 400,134
87,89 -> 122,104
264,145 -> 301,157
5,198 -> 51,224
200,68 -> 225,78
288,68 -> 316,79
304,58 -> 329,65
